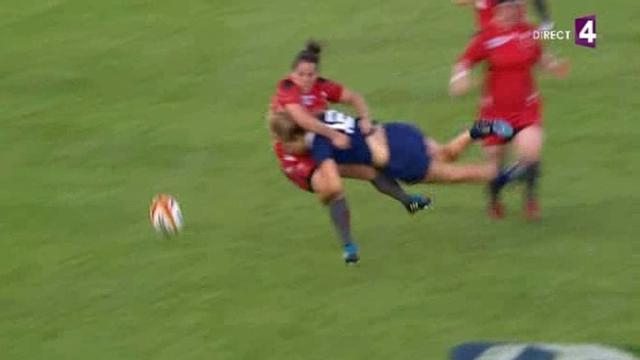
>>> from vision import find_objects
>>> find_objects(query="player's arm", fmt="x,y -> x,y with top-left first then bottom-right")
284,103 -> 350,149
449,62 -> 473,97
540,52 -> 570,79
449,33 -> 487,97
339,88 -> 373,135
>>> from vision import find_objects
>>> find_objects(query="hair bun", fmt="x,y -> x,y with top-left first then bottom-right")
305,40 -> 322,56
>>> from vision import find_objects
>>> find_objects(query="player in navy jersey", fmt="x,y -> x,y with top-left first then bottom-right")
272,110 -> 513,263
306,110 -> 512,185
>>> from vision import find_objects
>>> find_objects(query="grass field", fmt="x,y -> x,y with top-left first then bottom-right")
1,0 -> 639,359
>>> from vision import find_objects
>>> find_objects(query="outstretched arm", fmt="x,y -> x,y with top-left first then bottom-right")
449,63 -> 473,97
450,33 -> 487,96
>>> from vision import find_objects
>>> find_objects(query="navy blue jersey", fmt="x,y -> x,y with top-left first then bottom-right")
382,123 -> 430,183
309,110 -> 431,183
309,110 -> 373,166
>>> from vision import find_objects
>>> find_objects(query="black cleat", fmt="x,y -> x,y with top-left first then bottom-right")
405,194 -> 432,214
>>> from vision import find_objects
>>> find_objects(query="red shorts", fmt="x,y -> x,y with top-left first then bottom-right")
481,100 -> 542,146
273,142 -> 316,192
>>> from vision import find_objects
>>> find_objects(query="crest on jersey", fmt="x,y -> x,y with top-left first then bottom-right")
301,95 -> 316,106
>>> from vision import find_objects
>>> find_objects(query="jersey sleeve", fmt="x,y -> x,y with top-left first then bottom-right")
459,33 -> 488,67
310,135 -> 334,164
319,78 -> 344,103
276,80 -> 301,106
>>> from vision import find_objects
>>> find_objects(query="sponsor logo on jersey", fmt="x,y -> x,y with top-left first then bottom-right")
301,95 -> 316,106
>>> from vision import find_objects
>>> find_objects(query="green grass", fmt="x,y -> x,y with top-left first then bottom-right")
1,0 -> 639,359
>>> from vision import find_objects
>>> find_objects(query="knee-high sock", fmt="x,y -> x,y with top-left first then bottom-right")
370,173 -> 411,206
490,161 -> 534,200
328,197 -> 354,246
524,162 -> 541,201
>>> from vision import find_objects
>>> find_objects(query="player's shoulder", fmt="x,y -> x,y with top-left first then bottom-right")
316,77 -> 341,87
277,77 -> 298,92
479,23 -> 501,37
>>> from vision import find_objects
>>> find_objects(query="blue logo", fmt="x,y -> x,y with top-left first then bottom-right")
451,342 -> 637,360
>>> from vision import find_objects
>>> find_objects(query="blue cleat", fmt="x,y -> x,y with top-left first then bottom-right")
491,120 -> 514,139
405,194 -> 432,214
470,119 -> 514,140
343,242 -> 359,264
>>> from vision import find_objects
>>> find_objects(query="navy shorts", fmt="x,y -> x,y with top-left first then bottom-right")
382,123 -> 431,183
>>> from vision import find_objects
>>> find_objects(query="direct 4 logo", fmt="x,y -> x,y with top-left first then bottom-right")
533,15 -> 597,49
451,342 -> 638,360
575,15 -> 597,48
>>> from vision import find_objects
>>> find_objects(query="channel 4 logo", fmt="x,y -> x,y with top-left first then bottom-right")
533,15 -> 597,49
575,15 -> 597,48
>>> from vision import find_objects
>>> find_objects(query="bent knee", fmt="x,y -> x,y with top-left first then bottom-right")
313,175 -> 343,204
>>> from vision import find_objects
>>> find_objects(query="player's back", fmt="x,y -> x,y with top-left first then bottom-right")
309,110 -> 372,166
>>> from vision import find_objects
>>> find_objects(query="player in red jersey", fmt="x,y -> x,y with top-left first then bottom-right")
269,40 -> 373,194
269,41 -> 431,263
449,0 -> 569,220
452,0 -> 553,31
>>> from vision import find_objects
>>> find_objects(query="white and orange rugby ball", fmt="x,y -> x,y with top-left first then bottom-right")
149,194 -> 184,235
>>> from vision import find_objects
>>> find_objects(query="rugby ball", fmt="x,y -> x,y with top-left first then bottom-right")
149,194 -> 184,235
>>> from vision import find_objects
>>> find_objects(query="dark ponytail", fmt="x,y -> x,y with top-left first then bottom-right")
292,40 -> 322,69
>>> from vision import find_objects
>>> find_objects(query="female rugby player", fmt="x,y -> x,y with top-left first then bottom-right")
273,110 -> 513,262
449,0 -> 569,220
269,41 -> 429,263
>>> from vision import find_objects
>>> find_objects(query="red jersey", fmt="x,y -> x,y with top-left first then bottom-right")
270,77 -> 344,115
269,76 -> 345,192
459,22 -> 542,115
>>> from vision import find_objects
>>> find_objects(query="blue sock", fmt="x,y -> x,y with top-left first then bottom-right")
490,162 -> 529,197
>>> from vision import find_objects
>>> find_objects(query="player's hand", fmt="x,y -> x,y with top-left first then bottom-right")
330,131 -> 351,149
449,75 -> 472,97
359,117 -> 373,135
449,65 -> 472,97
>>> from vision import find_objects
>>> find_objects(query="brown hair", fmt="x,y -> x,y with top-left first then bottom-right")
291,40 -> 322,69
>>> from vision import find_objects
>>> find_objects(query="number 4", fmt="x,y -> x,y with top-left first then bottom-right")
579,19 -> 597,44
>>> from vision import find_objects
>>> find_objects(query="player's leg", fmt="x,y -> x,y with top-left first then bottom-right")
423,159 -> 498,183
484,144 -> 508,218
371,173 -> 431,213
429,134 -> 471,163
432,120 -> 514,163
311,160 -> 359,263
489,125 -> 543,220
512,125 -> 544,220
338,165 -> 431,214
520,129 -> 543,221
